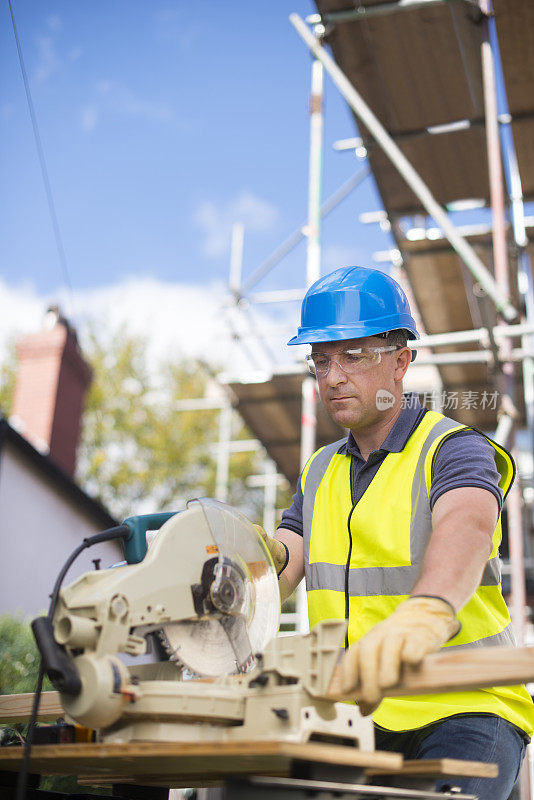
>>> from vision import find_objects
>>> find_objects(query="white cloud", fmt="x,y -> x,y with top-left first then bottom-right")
67,46 -> 83,63
34,36 -> 59,84
194,192 -> 279,258
321,244 -> 362,272
74,277 -> 228,367
0,276 -> 289,378
47,15 -> 62,32
0,103 -> 14,121
95,80 -> 173,123
32,21 -> 82,86
0,281 -> 45,358
153,9 -> 200,51
80,78 -> 188,134
80,106 -> 98,131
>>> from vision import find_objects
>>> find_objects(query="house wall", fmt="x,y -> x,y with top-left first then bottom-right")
0,441 -> 122,618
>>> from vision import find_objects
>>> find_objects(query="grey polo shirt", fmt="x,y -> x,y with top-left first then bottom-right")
279,393 -> 504,537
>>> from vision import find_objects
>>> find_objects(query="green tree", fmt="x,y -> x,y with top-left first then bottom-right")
0,340 -> 17,417
0,327 -> 273,524
0,615 -> 50,696
77,329 -> 262,521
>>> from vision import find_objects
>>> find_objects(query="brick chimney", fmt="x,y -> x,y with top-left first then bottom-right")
11,306 -> 93,476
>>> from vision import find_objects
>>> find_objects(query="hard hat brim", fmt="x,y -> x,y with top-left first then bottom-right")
287,321 -> 419,347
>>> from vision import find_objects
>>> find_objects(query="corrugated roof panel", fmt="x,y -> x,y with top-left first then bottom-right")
402,246 -> 480,334
367,127 -> 489,213
494,0 -> 534,115
316,1 -> 485,133
494,0 -> 534,198
509,117 -> 534,200
313,1 -> 490,213
401,233 -> 526,428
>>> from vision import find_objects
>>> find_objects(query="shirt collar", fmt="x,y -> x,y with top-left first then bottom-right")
341,392 -> 426,458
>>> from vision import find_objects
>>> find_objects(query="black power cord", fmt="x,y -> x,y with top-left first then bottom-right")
15,524 -> 130,800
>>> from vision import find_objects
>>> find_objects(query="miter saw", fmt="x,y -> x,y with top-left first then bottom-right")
34,498 -> 373,750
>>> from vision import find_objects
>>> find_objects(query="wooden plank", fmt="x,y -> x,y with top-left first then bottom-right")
0,691 -> 62,723
3,645 -> 534,727
0,742 -> 494,789
272,742 -> 402,770
0,741 -> 402,787
366,758 -> 498,779
327,645 -> 534,700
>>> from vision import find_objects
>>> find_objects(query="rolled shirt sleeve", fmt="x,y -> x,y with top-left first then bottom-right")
429,429 -> 503,512
279,481 -> 305,537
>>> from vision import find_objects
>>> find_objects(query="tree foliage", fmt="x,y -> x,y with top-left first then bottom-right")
77,329 -> 263,521
0,615 -> 51,695
0,326 -> 287,525
0,339 -> 17,418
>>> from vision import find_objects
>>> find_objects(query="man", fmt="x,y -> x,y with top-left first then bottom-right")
261,266 -> 533,799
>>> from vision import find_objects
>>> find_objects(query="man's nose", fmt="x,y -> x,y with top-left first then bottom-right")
325,358 -> 347,386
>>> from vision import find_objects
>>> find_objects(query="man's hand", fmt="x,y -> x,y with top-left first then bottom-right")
340,596 -> 461,715
254,525 -> 289,577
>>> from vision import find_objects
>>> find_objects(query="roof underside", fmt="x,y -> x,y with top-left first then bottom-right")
494,0 -> 534,200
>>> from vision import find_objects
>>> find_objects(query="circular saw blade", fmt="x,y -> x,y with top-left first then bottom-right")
159,616 -> 253,676
159,499 -> 280,677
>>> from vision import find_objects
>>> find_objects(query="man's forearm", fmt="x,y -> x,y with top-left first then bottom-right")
274,527 -> 305,604
278,573 -> 294,604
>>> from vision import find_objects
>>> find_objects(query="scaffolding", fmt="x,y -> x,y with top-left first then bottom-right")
184,2 -> 534,791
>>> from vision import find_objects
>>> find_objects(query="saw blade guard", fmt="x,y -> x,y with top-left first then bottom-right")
160,498 -> 280,677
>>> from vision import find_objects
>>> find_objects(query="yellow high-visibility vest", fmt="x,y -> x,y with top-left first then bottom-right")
301,409 -> 534,734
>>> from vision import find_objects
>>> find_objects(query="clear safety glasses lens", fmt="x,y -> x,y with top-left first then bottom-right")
306,346 -> 400,377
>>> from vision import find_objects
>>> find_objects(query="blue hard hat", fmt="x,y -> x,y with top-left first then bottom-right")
288,266 -> 419,346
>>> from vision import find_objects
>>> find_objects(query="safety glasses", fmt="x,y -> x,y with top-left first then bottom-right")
306,345 -> 402,377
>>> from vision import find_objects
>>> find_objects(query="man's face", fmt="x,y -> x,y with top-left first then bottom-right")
312,336 -> 408,432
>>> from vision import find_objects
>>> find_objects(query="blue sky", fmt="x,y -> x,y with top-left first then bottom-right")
1,0 -> 390,301
1,0 -> 531,382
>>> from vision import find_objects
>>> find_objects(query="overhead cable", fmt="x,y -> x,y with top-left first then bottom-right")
8,0 -> 74,309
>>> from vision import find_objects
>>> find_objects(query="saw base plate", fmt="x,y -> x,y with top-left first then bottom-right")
100,679 -> 374,750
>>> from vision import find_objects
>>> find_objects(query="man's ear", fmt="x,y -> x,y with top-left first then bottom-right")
394,347 -> 412,382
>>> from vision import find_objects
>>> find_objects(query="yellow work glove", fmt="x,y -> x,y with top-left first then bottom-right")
254,525 -> 289,577
340,595 -> 461,716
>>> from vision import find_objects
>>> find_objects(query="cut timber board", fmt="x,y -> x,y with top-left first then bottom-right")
327,645 -> 534,700
0,741 -> 402,787
0,691 -> 63,723
366,758 -> 498,779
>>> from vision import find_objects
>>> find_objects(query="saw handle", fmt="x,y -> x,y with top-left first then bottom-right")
32,617 -> 81,696
122,512 -> 177,564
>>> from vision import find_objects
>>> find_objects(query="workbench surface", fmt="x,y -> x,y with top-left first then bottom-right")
0,741 -> 497,788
